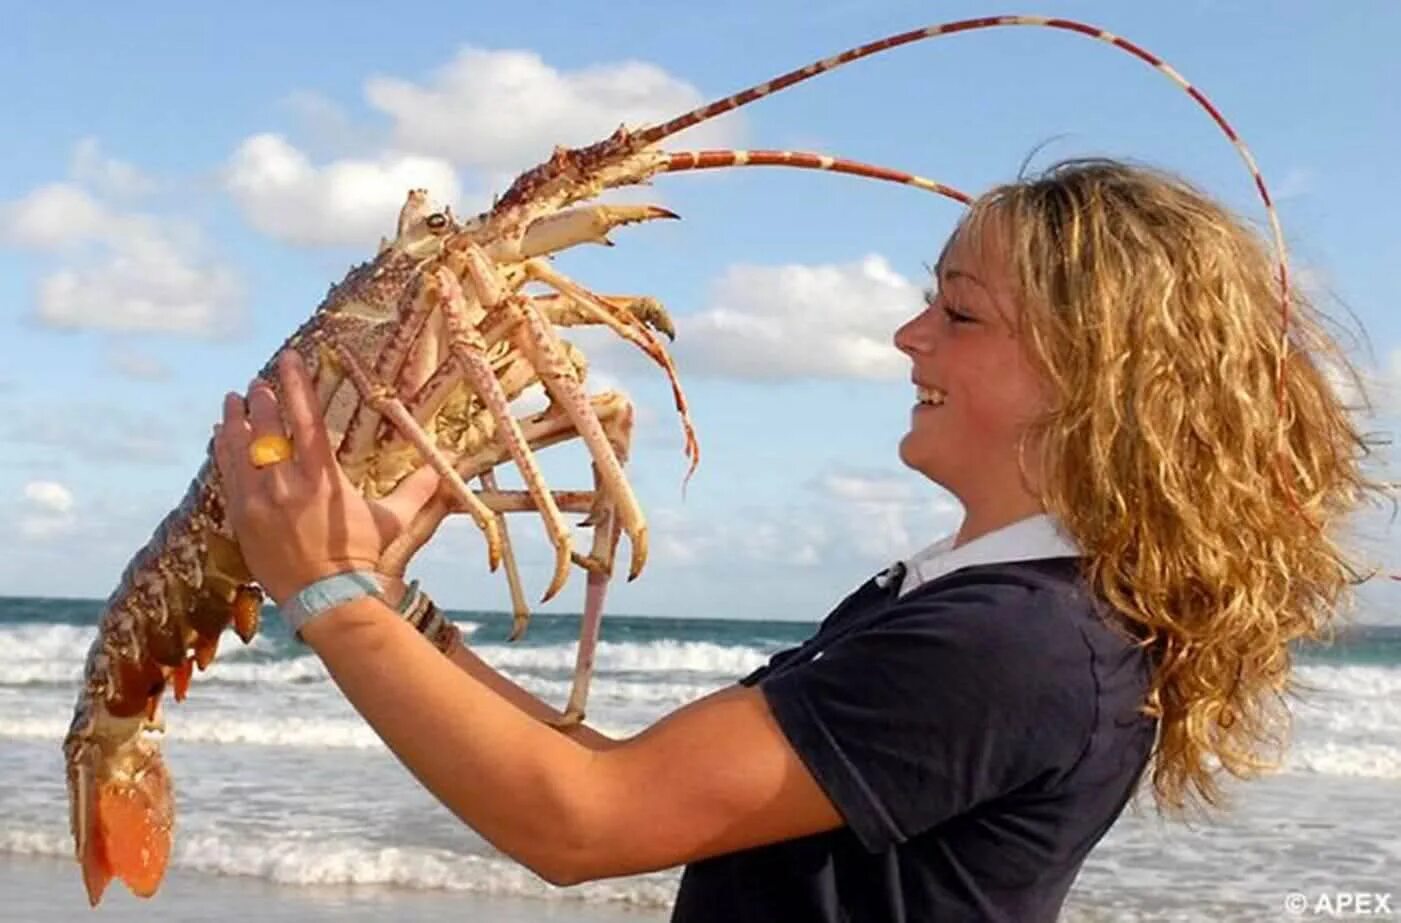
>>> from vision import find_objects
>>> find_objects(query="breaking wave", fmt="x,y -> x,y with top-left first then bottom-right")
0,827 -> 680,908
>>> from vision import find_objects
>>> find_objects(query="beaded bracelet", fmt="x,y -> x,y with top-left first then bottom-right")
396,580 -> 461,655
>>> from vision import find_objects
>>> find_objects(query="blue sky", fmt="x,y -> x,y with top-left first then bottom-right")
1,2 -> 1397,623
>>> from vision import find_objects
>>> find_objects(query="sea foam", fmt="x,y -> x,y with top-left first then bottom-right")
0,714 -> 383,749
0,826 -> 680,908
476,638 -> 768,676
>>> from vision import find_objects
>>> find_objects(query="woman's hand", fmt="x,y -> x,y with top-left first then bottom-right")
212,350 -> 443,604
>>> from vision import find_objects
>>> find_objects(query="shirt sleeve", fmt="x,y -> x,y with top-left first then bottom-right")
755,580 -> 1096,852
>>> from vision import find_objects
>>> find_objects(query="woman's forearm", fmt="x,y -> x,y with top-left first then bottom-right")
301,595 -> 605,883
442,641 -> 621,750
381,575 -> 619,749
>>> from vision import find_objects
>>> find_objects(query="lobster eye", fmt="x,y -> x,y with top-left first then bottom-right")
426,213 -> 448,231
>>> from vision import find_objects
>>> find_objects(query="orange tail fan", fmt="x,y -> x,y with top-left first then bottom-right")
74,747 -> 174,906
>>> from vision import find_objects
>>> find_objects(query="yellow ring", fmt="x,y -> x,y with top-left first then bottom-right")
248,434 -> 294,469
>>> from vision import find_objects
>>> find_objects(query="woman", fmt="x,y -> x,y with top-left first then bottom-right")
213,160 -> 1381,922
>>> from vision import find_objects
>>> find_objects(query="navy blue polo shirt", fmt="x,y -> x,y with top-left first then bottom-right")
672,557 -> 1156,923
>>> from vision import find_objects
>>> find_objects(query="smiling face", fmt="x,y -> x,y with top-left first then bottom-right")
893,215 -> 1052,539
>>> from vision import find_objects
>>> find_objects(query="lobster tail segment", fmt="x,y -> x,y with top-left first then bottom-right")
70,738 -> 174,906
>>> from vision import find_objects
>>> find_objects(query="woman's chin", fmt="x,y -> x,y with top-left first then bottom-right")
897,434 -> 938,480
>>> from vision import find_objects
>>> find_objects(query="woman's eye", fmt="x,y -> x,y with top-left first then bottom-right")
942,305 -> 975,324
922,288 -> 975,324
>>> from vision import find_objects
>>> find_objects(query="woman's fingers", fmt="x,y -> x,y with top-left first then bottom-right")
246,377 -> 297,499
214,392 -> 253,495
246,378 -> 284,441
222,390 -> 252,444
275,350 -> 336,480
382,462 -> 445,522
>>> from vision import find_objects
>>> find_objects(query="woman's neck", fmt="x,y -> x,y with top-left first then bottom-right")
953,493 -> 1046,549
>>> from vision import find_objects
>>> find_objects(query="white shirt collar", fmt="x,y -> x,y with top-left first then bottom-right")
891,513 -> 1080,596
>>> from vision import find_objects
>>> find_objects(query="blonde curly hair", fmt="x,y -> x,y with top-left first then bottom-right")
955,159 -> 1390,812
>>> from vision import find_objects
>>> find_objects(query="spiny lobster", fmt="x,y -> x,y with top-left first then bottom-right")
64,15 -> 1293,907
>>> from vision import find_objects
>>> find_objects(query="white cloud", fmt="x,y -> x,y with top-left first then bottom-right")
224,133 -> 463,247
819,470 -> 919,504
0,487 -> 204,592
645,505 -> 830,570
0,183 -> 109,249
365,49 -> 740,175
227,47 -> 739,248
70,138 -> 158,198
675,254 -> 921,381
812,469 -> 960,563
279,90 -> 378,157
1329,346 -> 1401,418
1320,354 -> 1366,410
35,219 -> 243,338
20,479 -> 76,539
644,467 -> 959,573
2,178 -> 244,339
5,402 -> 184,464
23,480 -> 74,514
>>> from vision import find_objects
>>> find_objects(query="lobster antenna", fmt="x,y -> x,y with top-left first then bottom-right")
661,150 -> 971,204
637,16 -> 1290,416
643,17 -> 1337,555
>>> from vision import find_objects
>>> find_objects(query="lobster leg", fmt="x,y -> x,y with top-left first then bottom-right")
453,396 -> 635,725
378,382 -> 630,730
474,390 -> 635,478
434,401 -> 630,726
337,275 -> 442,485
397,351 -> 516,446
523,260 -> 698,479
553,523 -> 620,728
434,267 -> 574,601
555,391 -> 636,726
479,469 -> 532,639
526,292 -> 676,341
459,245 -> 648,580
372,341 -> 543,495
381,391 -> 635,583
476,488 -> 596,514
317,331 -> 504,571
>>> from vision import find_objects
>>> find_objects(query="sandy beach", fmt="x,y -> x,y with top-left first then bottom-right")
0,853 -> 669,923
6,774 -> 1399,921
4,605 -> 1397,921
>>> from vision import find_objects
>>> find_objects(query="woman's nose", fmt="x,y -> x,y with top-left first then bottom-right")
894,308 -> 935,356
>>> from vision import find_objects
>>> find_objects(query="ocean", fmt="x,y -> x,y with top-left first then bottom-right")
1,596 -> 1397,920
